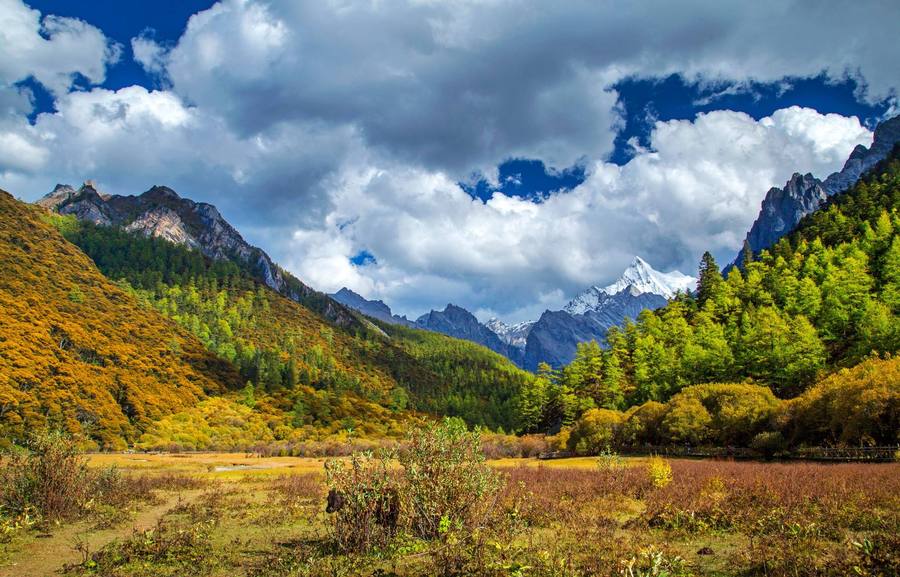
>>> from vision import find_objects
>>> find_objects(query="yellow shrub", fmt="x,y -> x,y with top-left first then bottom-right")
646,456 -> 672,488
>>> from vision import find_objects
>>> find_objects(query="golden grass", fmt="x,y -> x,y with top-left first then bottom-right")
85,452 -> 328,479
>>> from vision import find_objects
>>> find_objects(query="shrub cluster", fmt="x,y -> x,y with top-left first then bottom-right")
0,431 -> 200,529
323,417 -> 505,568
0,431 -> 91,522
566,358 -> 900,454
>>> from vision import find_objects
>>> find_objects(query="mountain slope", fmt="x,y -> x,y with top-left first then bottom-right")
52,210 -> 532,433
39,183 -> 361,329
550,147 -> 900,412
375,320 -> 532,431
0,190 -> 241,449
734,115 -> 900,268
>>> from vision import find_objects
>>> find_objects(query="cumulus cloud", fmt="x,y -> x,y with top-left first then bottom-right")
131,31 -> 168,76
0,0 -> 119,95
153,0 -> 896,178
279,107 -> 871,320
0,0 -> 895,321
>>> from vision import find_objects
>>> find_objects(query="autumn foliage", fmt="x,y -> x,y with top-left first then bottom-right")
0,190 -> 241,449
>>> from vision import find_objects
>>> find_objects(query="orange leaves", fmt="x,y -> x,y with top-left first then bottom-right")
0,191 -> 241,448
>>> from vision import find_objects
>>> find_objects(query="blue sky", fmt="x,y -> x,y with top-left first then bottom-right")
2,1 -> 897,321
466,75 -> 889,201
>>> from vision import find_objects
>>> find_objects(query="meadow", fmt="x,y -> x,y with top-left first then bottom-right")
1,429 -> 897,577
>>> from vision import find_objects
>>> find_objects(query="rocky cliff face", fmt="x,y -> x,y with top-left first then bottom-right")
37,183 -> 361,329
734,115 -> 900,268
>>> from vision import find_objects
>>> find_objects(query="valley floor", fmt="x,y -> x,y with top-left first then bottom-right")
1,453 -> 897,577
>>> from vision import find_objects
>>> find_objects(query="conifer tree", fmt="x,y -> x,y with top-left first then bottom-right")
696,251 -> 723,305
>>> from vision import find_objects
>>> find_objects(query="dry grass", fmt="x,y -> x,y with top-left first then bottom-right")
2,453 -> 897,576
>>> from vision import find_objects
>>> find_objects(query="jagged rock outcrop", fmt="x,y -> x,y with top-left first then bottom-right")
37,182 -> 361,329
734,115 -> 900,268
330,287 -> 413,326
743,173 -> 828,255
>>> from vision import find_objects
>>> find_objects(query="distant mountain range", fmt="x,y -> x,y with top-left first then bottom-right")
733,115 -> 900,268
333,256 -> 696,370
522,257 -> 696,369
330,288 -> 526,365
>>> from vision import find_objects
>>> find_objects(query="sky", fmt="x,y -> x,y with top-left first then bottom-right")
1,0 -> 898,323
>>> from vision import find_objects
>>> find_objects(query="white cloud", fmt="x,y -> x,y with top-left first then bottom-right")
277,107 -> 871,320
0,0 -> 119,95
0,129 -> 47,171
131,32 -> 167,76
147,0 -> 896,179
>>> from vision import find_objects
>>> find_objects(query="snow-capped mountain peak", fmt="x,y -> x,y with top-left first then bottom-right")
564,257 -> 696,315
486,318 -> 534,348
602,256 -> 695,298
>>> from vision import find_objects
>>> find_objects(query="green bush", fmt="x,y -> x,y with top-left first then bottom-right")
786,356 -> 900,446
323,449 -> 398,553
671,383 -> 781,446
661,396 -> 712,445
621,401 -> 667,446
399,417 -> 503,540
750,431 -> 787,458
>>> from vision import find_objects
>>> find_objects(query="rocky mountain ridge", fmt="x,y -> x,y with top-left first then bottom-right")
37,183 -> 361,328
414,304 -> 526,366
733,115 -> 900,268
331,258 -> 692,371
330,287 -> 413,326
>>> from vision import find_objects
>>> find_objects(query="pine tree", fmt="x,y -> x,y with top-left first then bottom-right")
696,251 -> 724,305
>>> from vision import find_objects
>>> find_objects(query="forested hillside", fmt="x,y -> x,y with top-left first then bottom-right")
523,151 -> 900,435
377,322 -> 531,433
52,218 -> 533,439
0,191 -> 241,450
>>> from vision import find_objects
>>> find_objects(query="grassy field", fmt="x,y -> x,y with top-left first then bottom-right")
1,450 -> 898,577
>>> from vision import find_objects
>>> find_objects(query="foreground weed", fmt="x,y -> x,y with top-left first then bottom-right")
65,518 -> 220,576
620,546 -> 691,577
646,456 -> 673,489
